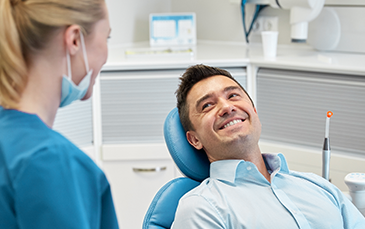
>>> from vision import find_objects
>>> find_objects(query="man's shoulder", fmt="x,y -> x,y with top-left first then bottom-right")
288,170 -> 327,185
180,177 -> 223,202
172,178 -> 227,228
286,169 -> 342,196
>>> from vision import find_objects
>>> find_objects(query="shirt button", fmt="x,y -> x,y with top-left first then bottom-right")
247,166 -> 252,171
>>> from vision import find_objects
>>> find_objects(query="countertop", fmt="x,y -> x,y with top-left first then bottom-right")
103,41 -> 365,76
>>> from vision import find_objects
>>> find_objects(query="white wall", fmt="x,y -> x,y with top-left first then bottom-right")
171,0 -> 246,43
105,0 -> 250,45
105,0 -> 171,45
170,1 -> 296,46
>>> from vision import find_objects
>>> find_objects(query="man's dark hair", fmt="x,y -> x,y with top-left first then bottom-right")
176,64 -> 254,132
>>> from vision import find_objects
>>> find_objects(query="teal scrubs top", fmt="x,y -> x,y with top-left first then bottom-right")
0,107 -> 119,229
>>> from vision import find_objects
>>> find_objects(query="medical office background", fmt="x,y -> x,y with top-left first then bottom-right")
52,0 -> 365,228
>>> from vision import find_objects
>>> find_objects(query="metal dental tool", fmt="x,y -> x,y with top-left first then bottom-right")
322,111 -> 333,181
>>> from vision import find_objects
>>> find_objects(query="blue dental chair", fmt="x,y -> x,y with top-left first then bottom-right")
142,108 -> 211,229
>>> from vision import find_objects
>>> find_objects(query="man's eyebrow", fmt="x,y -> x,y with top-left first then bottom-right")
195,93 -> 214,110
224,85 -> 242,93
194,86 -> 243,110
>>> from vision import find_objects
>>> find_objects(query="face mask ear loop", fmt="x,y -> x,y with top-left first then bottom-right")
79,32 -> 90,72
66,49 -> 72,80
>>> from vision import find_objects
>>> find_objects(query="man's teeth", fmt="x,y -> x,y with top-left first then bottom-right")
223,119 -> 242,129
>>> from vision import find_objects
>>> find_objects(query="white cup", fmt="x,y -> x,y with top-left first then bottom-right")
261,31 -> 278,59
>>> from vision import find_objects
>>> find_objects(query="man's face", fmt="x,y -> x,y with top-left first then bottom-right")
186,75 -> 261,162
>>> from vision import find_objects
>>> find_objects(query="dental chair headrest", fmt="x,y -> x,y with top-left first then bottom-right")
164,108 -> 210,182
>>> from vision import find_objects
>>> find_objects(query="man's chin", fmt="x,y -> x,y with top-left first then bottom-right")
221,134 -> 247,146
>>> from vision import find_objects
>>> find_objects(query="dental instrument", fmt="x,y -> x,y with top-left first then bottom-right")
322,111 -> 332,181
320,111 -> 365,216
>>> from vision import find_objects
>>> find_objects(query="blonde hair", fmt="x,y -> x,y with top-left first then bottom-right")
0,0 -> 105,108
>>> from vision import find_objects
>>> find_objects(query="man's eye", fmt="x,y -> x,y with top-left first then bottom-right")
202,103 -> 212,110
229,93 -> 239,99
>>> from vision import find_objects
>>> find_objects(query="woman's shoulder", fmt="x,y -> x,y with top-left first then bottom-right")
0,108 -> 103,183
0,108 -> 73,155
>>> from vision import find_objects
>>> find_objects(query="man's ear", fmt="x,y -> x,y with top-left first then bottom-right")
186,131 -> 203,150
64,25 -> 82,55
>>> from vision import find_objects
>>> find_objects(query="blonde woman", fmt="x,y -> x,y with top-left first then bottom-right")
0,0 -> 118,228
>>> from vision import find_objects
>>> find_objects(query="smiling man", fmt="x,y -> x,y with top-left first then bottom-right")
171,64 -> 365,229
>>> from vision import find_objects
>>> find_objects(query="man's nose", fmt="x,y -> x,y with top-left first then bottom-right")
218,99 -> 235,117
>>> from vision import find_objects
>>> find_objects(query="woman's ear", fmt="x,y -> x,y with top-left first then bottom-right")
64,25 -> 81,55
186,131 -> 203,150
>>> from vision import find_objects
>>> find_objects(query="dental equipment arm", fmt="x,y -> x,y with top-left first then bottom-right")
269,0 -> 325,42
247,0 -> 325,42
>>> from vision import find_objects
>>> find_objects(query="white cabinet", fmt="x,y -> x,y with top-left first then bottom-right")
102,156 -> 175,229
53,99 -> 96,160
100,143 -> 177,228
53,99 -> 93,147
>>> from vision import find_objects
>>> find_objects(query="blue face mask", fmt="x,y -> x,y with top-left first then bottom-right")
60,32 -> 93,107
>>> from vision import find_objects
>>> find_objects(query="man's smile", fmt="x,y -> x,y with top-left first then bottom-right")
219,118 -> 246,130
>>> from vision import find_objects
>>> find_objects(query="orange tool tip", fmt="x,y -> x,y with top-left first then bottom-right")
327,111 -> 333,118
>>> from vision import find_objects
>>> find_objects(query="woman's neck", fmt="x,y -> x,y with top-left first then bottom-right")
18,52 -> 65,128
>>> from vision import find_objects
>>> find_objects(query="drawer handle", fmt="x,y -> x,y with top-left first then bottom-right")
133,166 -> 167,172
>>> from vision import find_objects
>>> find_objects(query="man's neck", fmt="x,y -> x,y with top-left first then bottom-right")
243,150 -> 271,183
208,144 -> 272,183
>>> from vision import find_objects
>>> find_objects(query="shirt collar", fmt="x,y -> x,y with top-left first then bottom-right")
209,153 -> 289,184
264,153 -> 290,174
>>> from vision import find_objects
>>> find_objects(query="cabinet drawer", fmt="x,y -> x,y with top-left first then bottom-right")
103,158 -> 176,229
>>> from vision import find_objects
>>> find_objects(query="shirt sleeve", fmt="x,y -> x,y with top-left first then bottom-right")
293,171 -> 365,229
335,188 -> 365,229
171,194 -> 226,229
13,145 -> 116,229
315,175 -> 365,229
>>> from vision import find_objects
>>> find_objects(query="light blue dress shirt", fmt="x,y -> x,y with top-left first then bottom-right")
0,107 -> 119,229
171,153 -> 365,229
